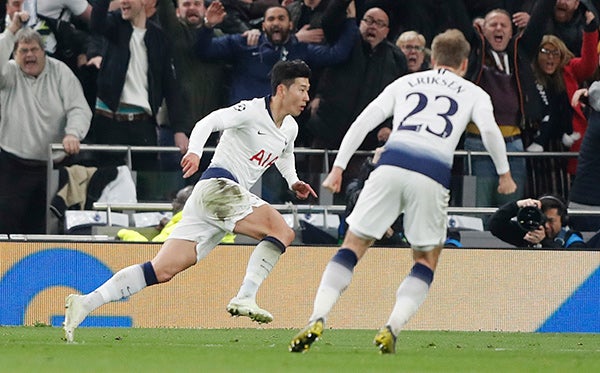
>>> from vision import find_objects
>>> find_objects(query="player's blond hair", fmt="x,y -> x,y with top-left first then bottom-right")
431,29 -> 470,69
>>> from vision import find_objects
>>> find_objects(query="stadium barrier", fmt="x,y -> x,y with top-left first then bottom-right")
46,144 -> 598,234
1,241 -> 598,332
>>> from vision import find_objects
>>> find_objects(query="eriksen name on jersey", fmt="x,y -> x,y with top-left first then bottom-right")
406,76 -> 465,94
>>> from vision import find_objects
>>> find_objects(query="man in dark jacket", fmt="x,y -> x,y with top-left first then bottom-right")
156,0 -> 227,160
303,7 -> 406,200
546,0 -> 599,57
88,0 -> 183,169
489,195 -> 586,248
306,6 -> 406,151
195,2 -> 358,105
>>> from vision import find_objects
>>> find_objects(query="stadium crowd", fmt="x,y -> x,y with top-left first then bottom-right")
1,0 -> 600,237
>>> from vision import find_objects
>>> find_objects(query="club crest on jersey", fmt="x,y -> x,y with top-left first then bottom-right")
249,150 -> 279,168
233,103 -> 246,111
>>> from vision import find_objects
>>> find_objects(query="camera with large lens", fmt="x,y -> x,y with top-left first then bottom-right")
517,206 -> 547,231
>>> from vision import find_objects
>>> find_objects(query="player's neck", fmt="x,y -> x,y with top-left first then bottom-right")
269,96 -> 286,128
433,62 -> 467,77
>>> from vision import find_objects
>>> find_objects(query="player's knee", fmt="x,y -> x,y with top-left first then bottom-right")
267,227 -> 296,247
260,212 -> 296,246
266,226 -> 294,247
412,244 -> 440,253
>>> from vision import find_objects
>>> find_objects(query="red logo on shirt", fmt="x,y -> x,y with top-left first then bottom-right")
250,150 -> 279,167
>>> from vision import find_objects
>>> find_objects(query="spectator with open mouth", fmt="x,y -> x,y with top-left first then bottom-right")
449,0 -> 556,208
395,30 -> 430,73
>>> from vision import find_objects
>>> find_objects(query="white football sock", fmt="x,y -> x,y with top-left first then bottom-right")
386,275 -> 430,336
235,239 -> 282,300
309,260 -> 354,323
82,264 -> 148,313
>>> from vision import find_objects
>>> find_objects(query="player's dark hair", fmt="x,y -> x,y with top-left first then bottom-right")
270,59 -> 311,94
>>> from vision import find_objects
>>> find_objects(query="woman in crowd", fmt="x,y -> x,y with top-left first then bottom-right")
526,10 -> 598,198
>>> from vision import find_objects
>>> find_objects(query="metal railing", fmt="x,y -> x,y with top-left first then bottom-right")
92,202 -> 600,229
46,144 -> 591,234
48,143 -> 580,175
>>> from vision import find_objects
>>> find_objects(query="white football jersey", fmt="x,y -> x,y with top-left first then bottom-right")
334,68 -> 510,188
187,97 -> 300,190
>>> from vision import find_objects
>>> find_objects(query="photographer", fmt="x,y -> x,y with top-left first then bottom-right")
489,195 -> 586,248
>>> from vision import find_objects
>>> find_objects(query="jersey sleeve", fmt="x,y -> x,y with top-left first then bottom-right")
275,121 -> 300,188
332,86 -> 393,170
275,148 -> 300,189
471,92 -> 510,175
186,103 -> 251,158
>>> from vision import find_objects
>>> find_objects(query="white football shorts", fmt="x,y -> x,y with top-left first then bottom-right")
168,177 -> 267,261
346,165 -> 449,251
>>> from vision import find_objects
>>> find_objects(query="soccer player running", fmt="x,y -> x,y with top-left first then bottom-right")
63,59 -> 317,343
289,29 -> 517,354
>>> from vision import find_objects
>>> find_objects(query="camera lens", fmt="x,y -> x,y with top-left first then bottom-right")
517,206 -> 546,231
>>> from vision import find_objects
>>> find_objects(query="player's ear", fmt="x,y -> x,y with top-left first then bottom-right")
276,83 -> 285,97
455,58 -> 468,77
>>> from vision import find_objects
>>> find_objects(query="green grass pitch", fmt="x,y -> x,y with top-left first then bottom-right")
1,326 -> 599,372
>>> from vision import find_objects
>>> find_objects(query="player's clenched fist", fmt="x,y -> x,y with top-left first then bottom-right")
322,166 -> 344,194
497,171 -> 517,195
181,152 -> 200,178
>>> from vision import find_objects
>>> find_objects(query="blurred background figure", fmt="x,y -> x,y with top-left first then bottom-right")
451,0 -> 556,208
568,83 -> 600,233
526,12 -> 598,198
395,30 -> 430,73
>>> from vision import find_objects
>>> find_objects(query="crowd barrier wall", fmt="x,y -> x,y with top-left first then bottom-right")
1,242 -> 599,332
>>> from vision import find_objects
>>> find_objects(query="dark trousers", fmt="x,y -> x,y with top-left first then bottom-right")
90,114 -> 158,171
0,150 -> 47,234
157,125 -> 181,171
